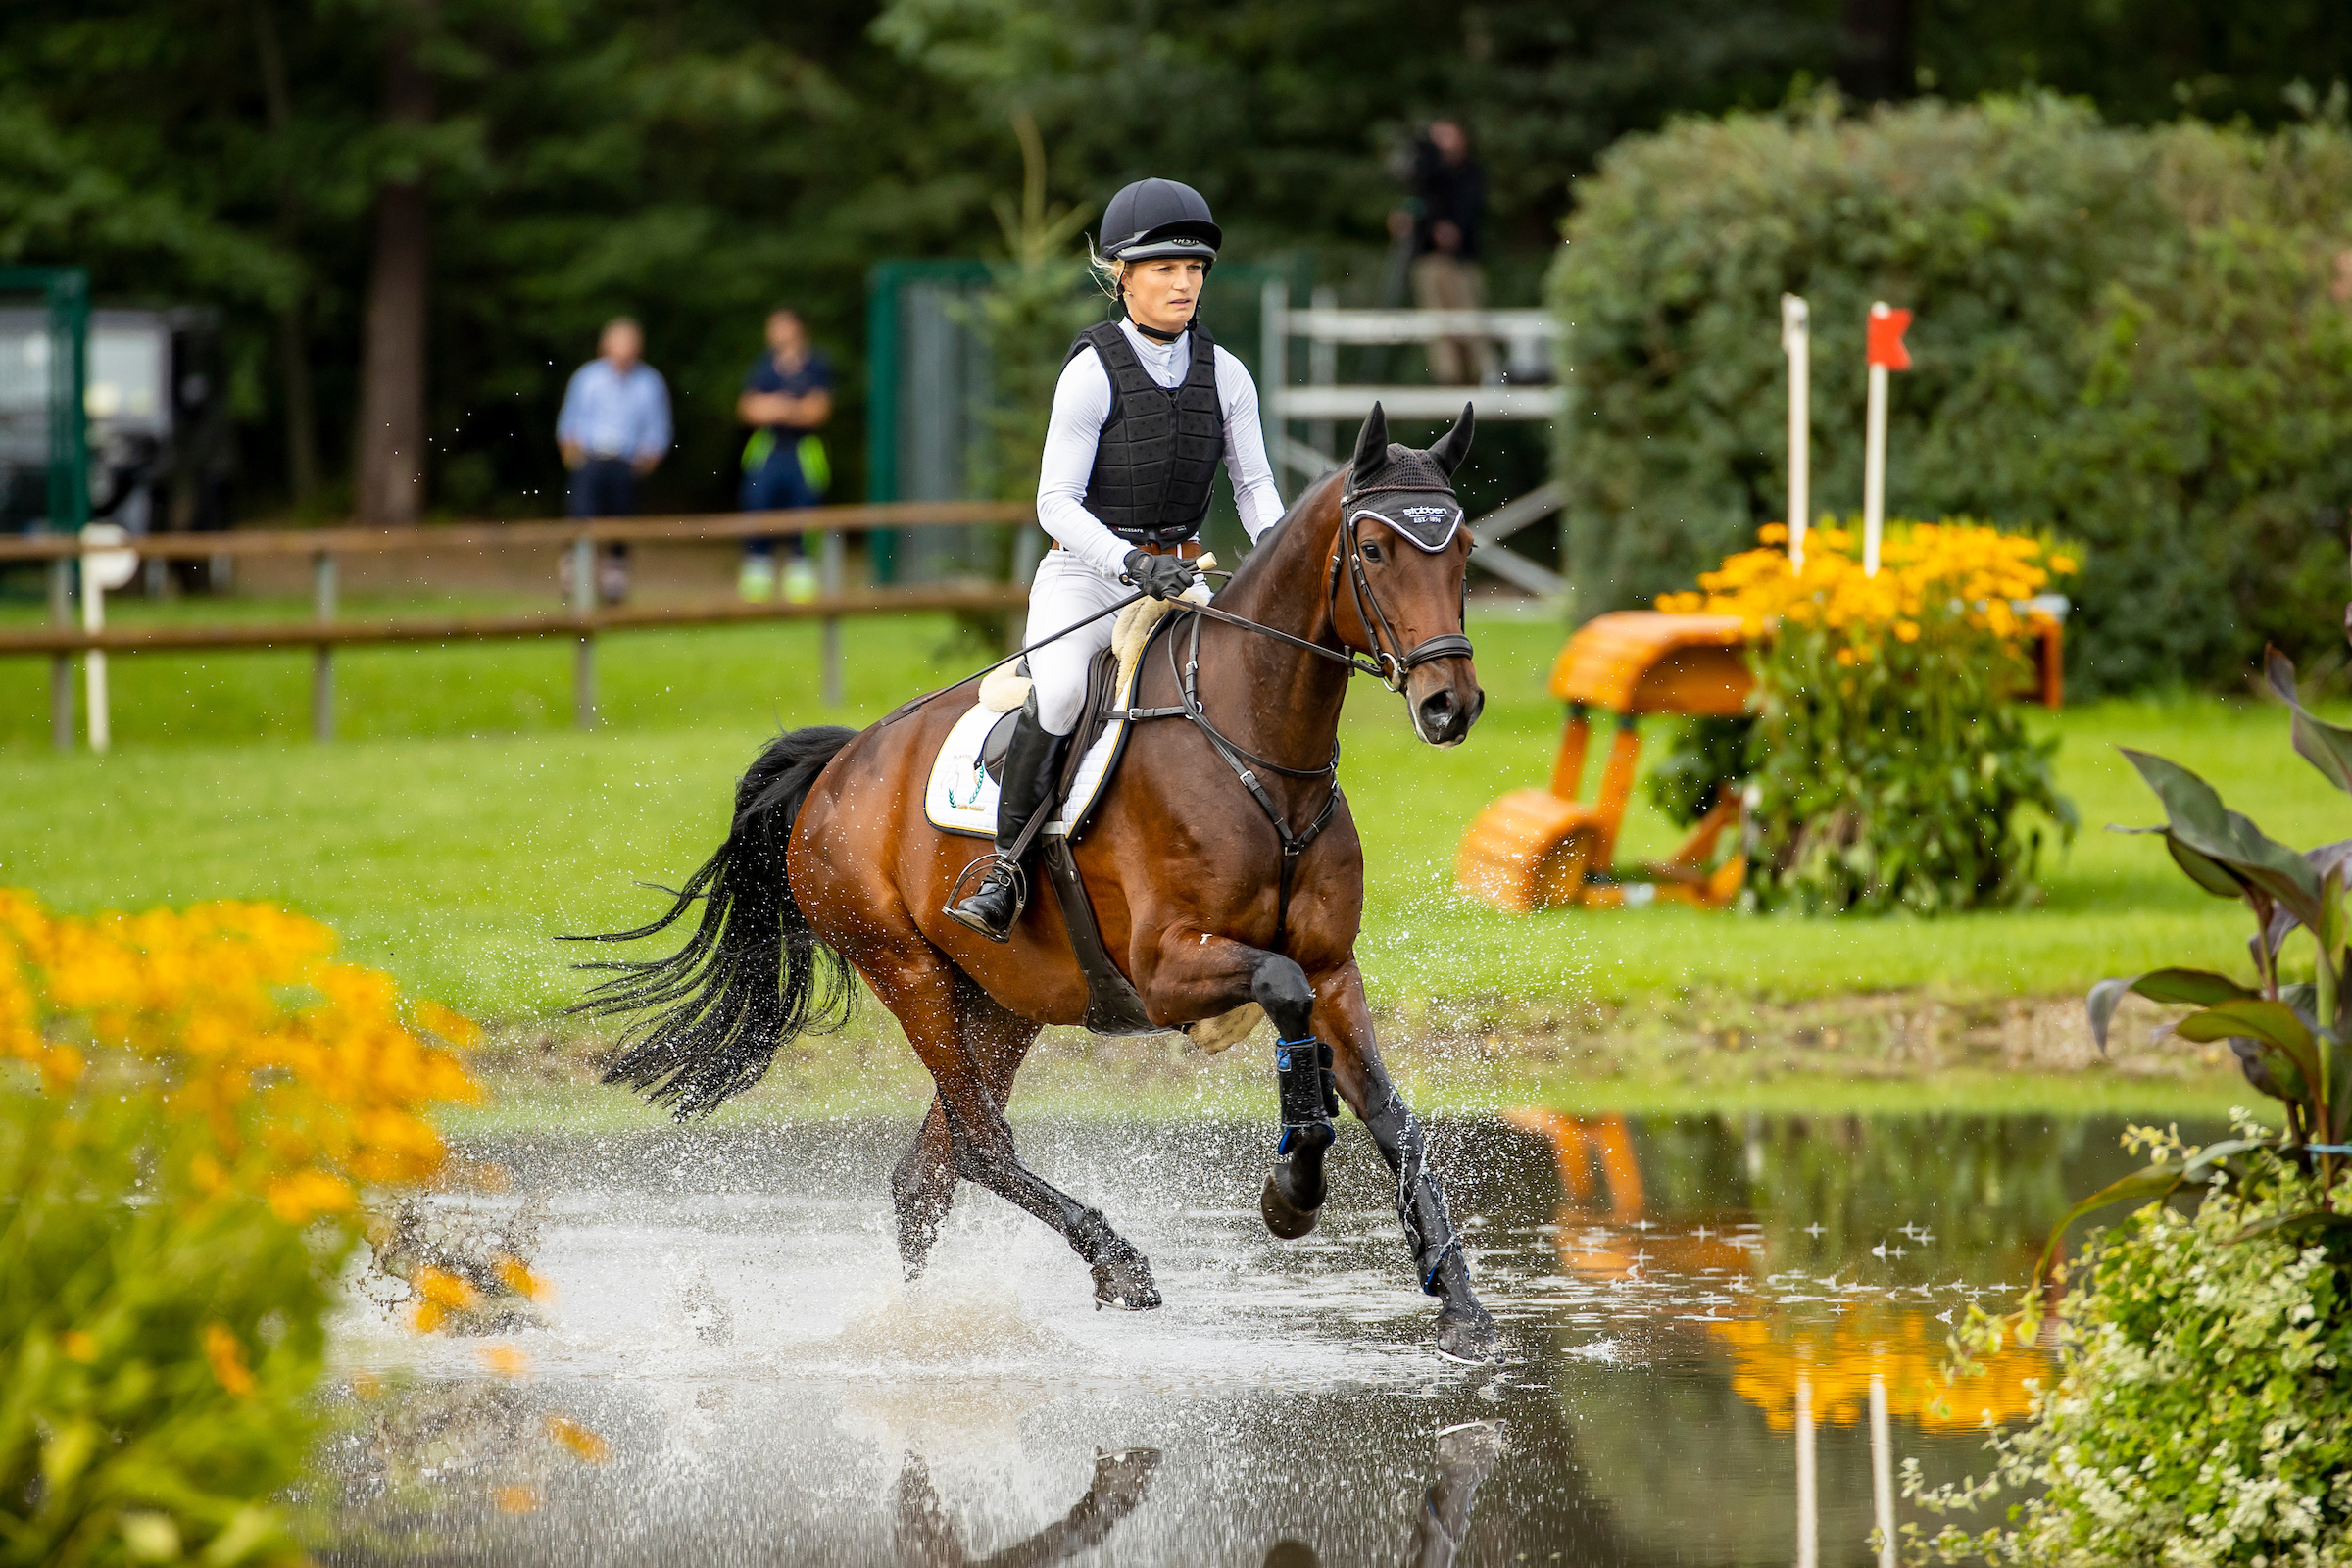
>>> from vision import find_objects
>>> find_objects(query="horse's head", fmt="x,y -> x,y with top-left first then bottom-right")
1328,403 -> 1485,747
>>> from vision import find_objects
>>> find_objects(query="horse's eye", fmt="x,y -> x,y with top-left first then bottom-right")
1360,540 -> 1384,564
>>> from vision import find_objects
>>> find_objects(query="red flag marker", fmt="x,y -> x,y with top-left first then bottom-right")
1866,304 -> 1913,370
1862,302 -> 1912,575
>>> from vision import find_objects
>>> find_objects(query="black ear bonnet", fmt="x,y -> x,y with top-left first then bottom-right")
1339,402 -> 1475,551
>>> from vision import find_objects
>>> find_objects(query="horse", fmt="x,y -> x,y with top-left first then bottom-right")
574,404 -> 1499,1363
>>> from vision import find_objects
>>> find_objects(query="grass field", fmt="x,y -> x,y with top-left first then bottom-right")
0,600 -> 2338,1041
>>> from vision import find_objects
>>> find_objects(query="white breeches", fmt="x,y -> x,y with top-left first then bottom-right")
1023,547 -> 1128,735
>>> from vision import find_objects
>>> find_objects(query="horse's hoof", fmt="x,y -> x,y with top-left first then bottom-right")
1259,1170 -> 1321,1240
1435,1309 -> 1501,1365
1092,1256 -> 1161,1312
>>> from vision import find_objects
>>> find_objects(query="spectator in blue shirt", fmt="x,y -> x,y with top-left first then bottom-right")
736,308 -> 833,603
556,317 -> 671,604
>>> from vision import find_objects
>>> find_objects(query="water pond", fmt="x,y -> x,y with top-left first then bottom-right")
318,1111 -> 2193,1567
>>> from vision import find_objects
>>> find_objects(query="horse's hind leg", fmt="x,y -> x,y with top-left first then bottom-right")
890,972 -> 1046,1280
873,952 -> 1158,1309
891,1100 -> 957,1278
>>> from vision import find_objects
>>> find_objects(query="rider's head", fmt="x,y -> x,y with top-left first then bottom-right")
1093,178 -> 1220,336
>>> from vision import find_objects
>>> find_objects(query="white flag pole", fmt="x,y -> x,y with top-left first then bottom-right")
1863,301 -> 1892,577
1781,294 -> 1810,571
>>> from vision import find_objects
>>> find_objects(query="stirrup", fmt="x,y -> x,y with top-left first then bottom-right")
943,855 -> 1027,942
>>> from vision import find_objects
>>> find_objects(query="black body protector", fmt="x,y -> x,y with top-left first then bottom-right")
1066,318 -> 1225,547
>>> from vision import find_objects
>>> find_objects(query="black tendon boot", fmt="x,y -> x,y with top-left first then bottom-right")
1261,1037 -> 1340,1238
946,710 -> 1072,942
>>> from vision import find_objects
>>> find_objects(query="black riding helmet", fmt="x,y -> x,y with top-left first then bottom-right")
1098,178 -> 1222,266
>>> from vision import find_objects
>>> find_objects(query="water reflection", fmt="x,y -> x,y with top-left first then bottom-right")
894,1447 -> 1160,1567
317,1111 -> 2199,1566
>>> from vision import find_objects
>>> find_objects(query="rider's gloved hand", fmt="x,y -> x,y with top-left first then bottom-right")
1122,549 -> 1200,602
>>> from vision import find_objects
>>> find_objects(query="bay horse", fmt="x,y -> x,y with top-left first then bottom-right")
576,405 -> 1499,1362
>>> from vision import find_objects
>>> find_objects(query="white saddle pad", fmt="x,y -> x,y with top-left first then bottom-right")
922,656 -> 1147,841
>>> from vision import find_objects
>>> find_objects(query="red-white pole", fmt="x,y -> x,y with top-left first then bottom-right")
1862,302 -> 1913,577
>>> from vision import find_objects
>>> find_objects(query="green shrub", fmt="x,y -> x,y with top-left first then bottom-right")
1908,1130 -> 2351,1567
1551,91 -> 2352,695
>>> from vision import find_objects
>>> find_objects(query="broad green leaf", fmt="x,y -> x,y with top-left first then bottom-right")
2265,646 -> 2352,797
2110,824 -> 2247,899
2036,1165 -> 2183,1283
2174,999 -> 2324,1095
2171,836 -> 2255,899
2086,968 -> 2258,1052
2230,1208 -> 2352,1245
2121,749 -> 2324,930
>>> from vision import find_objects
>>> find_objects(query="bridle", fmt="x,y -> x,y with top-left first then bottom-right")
1112,474 -> 1476,952
1325,481 -> 1478,692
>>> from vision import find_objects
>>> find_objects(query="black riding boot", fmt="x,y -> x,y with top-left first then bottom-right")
945,710 -> 1072,942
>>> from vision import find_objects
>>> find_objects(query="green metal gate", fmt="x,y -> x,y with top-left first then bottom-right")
0,267 -> 90,538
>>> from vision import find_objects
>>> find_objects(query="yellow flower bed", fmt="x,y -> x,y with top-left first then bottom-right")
1,893 -> 495,1565
1648,519 -> 2080,914
0,890 -> 481,1220
1657,519 -> 2075,659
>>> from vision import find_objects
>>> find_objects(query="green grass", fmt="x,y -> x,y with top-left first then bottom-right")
0,605 -> 2338,1028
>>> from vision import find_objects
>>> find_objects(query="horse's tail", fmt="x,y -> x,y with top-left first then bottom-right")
566,725 -> 859,1117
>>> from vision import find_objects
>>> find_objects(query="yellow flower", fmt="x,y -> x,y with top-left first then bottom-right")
494,1253 -> 552,1301
60,1330 -> 97,1363
478,1343 -> 532,1379
546,1414 -> 611,1464
204,1323 -> 256,1397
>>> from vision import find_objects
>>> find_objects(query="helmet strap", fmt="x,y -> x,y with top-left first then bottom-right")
1130,318 -> 1183,344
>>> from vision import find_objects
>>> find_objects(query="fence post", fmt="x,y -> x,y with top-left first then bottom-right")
311,549 -> 337,742
820,526 -> 845,708
570,531 -> 596,730
1259,277 -> 1288,470
47,556 -> 71,751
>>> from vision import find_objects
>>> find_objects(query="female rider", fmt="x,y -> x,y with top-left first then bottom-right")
947,177 -> 1288,941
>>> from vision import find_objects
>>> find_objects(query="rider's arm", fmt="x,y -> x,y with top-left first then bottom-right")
1035,349 -> 1138,580
1212,348 -> 1286,541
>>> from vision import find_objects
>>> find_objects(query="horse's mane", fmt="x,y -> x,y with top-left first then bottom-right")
1214,467 -> 1342,611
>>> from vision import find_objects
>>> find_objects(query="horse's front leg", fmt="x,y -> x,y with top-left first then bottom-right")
1313,962 -> 1499,1365
1137,930 -> 1340,1236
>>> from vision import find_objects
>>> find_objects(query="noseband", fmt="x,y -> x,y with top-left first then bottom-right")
1327,483 -> 1477,692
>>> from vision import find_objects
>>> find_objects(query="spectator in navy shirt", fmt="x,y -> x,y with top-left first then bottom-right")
736,307 -> 833,603
557,317 -> 671,604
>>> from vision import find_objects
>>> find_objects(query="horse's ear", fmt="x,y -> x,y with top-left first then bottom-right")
1428,402 -> 1475,478
1350,402 -> 1389,489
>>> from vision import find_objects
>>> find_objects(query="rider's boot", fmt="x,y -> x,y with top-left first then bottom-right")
945,710 -> 1072,943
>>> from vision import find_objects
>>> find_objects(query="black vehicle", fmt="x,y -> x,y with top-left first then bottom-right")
0,307 -> 232,592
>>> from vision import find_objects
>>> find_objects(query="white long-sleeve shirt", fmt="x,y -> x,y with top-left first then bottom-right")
1035,319 -> 1286,579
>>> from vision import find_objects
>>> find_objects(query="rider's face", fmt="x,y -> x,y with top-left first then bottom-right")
1123,259 -> 1206,334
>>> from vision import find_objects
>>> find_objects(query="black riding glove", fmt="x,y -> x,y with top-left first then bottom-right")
1122,549 -> 1200,601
